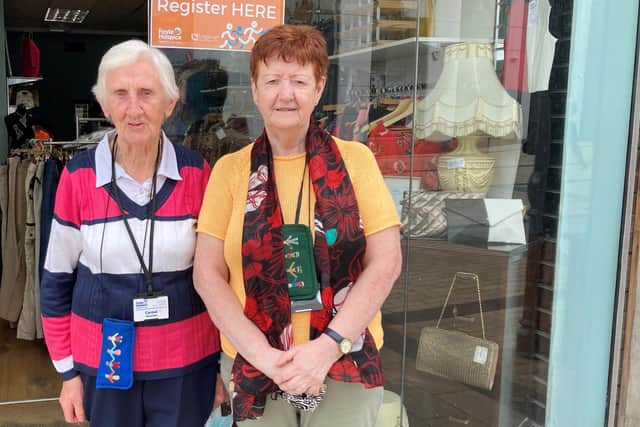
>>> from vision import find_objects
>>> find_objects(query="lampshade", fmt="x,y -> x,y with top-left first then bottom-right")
414,43 -> 522,193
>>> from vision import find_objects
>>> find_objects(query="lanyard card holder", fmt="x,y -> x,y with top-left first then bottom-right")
133,291 -> 169,323
96,318 -> 135,390
282,224 -> 323,312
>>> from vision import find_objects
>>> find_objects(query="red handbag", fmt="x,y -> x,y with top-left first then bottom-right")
368,123 -> 458,190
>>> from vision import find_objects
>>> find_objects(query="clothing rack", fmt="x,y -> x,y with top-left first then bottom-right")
370,83 -> 428,97
1,150 -> 65,341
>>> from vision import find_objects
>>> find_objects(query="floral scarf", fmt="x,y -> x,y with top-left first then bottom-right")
232,120 -> 384,421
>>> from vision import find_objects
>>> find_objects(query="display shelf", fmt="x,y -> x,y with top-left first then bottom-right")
329,36 -> 493,61
376,0 -> 417,10
201,85 -> 250,94
7,76 -> 43,86
7,76 -> 44,113
376,20 -> 415,30
75,116 -> 111,140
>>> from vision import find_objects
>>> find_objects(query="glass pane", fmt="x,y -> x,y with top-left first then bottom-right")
158,1 -> 586,426
162,49 -> 260,167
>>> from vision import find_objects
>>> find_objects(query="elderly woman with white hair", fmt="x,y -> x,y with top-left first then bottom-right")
40,39 -> 225,426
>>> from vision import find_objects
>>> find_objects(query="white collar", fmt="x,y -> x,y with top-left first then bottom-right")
95,130 -> 182,187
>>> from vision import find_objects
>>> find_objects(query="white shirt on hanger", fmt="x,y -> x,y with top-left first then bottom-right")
527,0 -> 558,92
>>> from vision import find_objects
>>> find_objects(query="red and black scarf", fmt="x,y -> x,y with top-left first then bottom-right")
232,120 -> 384,420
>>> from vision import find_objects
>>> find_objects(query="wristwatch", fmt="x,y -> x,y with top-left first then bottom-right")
323,327 -> 352,354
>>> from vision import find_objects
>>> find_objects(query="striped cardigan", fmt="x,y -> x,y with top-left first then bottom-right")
40,140 -> 220,381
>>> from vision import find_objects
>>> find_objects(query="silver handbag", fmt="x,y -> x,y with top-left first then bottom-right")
416,272 -> 499,390
400,191 -> 485,238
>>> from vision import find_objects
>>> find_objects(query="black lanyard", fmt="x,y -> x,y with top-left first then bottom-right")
293,158 -> 308,226
110,137 -> 161,296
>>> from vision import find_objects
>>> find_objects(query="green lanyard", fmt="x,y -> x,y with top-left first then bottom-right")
281,157 -> 319,301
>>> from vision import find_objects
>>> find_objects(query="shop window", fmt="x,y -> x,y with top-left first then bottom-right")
158,1 -> 576,425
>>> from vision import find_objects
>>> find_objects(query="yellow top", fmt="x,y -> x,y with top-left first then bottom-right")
197,137 -> 400,357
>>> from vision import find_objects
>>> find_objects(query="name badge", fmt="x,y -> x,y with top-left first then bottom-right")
133,295 -> 169,322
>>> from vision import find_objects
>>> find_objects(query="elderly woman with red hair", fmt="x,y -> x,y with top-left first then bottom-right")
194,24 -> 402,426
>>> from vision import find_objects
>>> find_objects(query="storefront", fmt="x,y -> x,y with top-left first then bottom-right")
1,0 -> 639,425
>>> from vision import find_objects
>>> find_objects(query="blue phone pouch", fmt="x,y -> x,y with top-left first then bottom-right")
96,318 -> 135,390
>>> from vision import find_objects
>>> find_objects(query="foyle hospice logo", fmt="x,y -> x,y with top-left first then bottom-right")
158,27 -> 183,41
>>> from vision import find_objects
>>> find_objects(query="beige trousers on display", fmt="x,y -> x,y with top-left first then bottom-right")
0,158 -> 30,322
0,164 -> 8,261
220,353 -> 383,427
18,161 -> 38,340
32,160 -> 45,338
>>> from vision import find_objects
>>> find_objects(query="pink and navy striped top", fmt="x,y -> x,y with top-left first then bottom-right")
41,133 -> 220,381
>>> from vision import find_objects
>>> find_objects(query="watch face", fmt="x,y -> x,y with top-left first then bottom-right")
339,339 -> 352,354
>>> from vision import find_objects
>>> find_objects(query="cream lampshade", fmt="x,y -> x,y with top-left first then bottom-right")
414,43 -> 522,193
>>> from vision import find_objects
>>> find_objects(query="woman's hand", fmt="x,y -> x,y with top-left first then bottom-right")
253,346 -> 299,387
59,376 -> 86,423
213,374 -> 230,411
275,334 -> 341,395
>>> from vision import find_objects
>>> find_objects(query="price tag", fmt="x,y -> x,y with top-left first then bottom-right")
528,0 -> 539,24
473,345 -> 488,365
447,157 -> 465,169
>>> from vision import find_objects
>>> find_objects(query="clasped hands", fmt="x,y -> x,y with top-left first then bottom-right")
259,334 -> 342,397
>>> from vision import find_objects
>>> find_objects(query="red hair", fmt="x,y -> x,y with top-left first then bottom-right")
250,24 -> 328,83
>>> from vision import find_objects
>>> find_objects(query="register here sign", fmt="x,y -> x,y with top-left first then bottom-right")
150,0 -> 284,51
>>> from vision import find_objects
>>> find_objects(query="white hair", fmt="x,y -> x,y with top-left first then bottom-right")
92,39 -> 179,105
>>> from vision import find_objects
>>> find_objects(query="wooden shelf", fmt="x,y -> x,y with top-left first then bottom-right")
377,19 -> 416,30
377,0 -> 418,10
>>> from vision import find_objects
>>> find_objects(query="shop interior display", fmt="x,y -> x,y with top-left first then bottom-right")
416,271 -> 499,391
4,83 -> 50,151
414,42 -> 522,194
0,0 -> 570,425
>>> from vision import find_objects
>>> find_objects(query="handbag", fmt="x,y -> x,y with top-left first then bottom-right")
446,198 -> 526,246
400,191 -> 485,239
416,272 -> 499,390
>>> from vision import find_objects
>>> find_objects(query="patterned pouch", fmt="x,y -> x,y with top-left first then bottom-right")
282,224 -> 319,301
96,318 -> 135,390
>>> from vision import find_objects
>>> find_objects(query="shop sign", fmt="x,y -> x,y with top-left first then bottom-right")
149,0 -> 284,51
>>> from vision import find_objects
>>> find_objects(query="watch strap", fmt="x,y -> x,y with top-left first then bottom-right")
323,327 -> 343,344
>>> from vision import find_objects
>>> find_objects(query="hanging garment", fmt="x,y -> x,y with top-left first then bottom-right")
38,158 -> 62,283
526,0 -> 558,92
525,91 -> 552,237
183,113 -> 251,167
32,160 -> 45,338
502,0 -> 529,92
335,105 -> 359,140
17,161 -> 38,340
0,165 -> 8,280
20,37 -> 41,77
351,106 -> 370,142
0,157 -> 30,322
